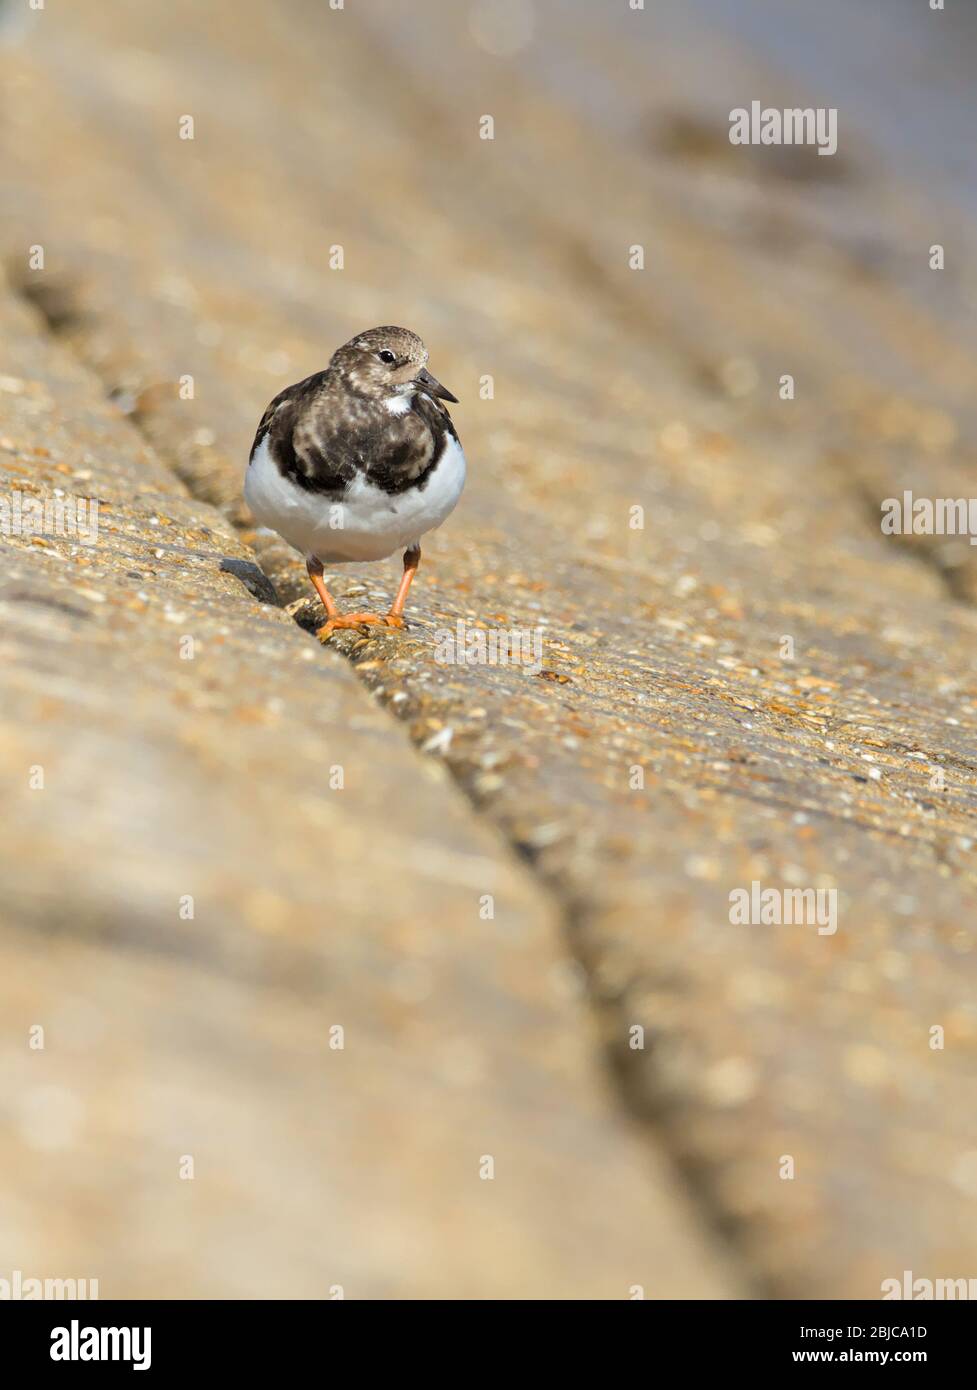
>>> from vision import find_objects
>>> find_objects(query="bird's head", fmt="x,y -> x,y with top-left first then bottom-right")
331,326 -> 458,404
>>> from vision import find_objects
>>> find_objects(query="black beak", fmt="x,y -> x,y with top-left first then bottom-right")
417,366 -> 458,403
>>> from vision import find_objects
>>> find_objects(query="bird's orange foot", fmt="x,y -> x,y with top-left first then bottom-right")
316,612 -> 406,641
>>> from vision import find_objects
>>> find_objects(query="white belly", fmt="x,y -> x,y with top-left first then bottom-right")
244,432 -> 466,563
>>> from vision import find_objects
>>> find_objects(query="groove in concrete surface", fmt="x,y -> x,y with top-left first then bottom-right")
823,436 -> 977,609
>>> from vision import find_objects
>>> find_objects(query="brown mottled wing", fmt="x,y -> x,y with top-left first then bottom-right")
249,371 -> 352,495
249,377 -> 308,459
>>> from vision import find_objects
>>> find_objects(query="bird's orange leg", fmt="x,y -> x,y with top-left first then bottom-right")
308,551 -> 418,641
306,555 -> 341,622
385,545 -> 421,628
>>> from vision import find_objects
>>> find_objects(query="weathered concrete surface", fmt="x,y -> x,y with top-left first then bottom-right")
0,287 -> 739,1297
2,0 -> 977,1297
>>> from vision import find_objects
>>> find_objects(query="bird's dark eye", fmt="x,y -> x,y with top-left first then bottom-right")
377,349 -> 396,365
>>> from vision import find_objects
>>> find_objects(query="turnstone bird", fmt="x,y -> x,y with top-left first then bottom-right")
245,326 -> 465,637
